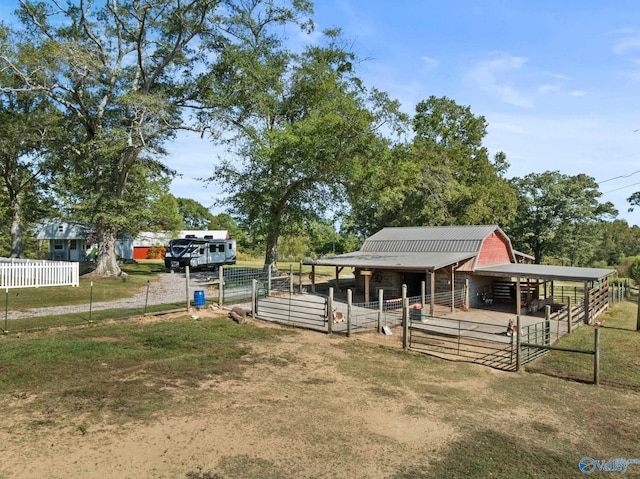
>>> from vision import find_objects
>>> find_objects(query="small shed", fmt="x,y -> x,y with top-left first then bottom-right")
36,221 -> 91,262
36,221 -> 133,261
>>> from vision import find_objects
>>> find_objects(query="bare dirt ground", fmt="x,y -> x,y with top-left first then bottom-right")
0,308 -> 497,479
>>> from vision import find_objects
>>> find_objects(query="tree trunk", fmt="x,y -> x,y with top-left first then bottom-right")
9,191 -> 26,258
263,211 -> 283,274
91,226 -> 123,277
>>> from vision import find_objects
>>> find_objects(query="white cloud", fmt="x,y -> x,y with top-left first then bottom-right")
611,30 -> 640,55
570,90 -> 588,97
420,55 -> 440,70
466,52 -> 535,107
466,52 -> 574,108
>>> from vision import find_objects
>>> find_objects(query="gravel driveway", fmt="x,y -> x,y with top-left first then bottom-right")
5,271 -> 215,320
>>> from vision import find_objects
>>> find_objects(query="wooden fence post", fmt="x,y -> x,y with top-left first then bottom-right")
636,289 -> 640,332
402,284 -> 409,349
567,296 -> 573,334
185,265 -> 191,311
594,327 -> 600,385
218,266 -> 224,307
251,279 -> 257,319
299,261 -> 303,293
289,264 -> 294,294
327,287 -> 333,335
377,288 -> 383,334
516,314 -> 522,372
545,305 -> 551,345
347,289 -> 352,338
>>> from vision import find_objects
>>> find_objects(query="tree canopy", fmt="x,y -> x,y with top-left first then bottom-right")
202,31 -> 405,271
506,171 -> 617,264
1,0 -> 312,275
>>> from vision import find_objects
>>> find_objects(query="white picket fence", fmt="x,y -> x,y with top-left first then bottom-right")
0,258 -> 79,289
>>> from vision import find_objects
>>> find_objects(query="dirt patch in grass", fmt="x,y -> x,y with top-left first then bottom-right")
1,309 -> 640,478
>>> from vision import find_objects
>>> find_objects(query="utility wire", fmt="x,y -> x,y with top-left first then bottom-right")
598,169 -> 640,184
602,180 -> 640,194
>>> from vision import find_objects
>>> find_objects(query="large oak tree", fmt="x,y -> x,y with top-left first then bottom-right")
202,31 -> 405,271
1,0 -> 311,275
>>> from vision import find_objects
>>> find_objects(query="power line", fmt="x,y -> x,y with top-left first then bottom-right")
602,180 -> 640,194
598,169 -> 640,184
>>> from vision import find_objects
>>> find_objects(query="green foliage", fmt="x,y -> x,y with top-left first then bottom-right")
203,30 -> 406,270
177,198 -> 215,229
3,0 -> 312,275
505,171 -> 616,264
346,96 -> 516,236
629,256 -> 640,282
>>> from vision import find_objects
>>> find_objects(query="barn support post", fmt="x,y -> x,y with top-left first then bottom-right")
516,277 -> 521,317
346,289 -> 352,338
402,285 -> 409,350
464,278 -> 469,311
185,265 -> 191,311
421,280 -> 426,311
450,266 -> 455,312
327,287 -> 334,335
335,267 -> 340,291
362,270 -> 372,303
567,296 -> 573,334
377,288 -> 383,334
311,265 -> 316,293
430,270 -> 435,317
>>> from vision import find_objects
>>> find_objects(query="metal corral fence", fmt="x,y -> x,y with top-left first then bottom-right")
2,278 -> 186,333
0,258 -> 79,288
409,315 -> 520,371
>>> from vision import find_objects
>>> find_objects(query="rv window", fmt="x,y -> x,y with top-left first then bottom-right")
218,244 -> 225,252
70,240 -> 77,250
199,248 -> 205,255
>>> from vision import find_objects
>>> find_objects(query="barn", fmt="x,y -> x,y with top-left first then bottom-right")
307,225 -> 616,323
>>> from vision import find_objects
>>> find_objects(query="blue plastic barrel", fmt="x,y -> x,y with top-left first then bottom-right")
193,290 -> 205,308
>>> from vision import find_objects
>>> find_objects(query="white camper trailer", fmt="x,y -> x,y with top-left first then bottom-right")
164,233 -> 236,270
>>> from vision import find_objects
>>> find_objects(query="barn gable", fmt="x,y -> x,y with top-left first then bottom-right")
475,230 -> 514,267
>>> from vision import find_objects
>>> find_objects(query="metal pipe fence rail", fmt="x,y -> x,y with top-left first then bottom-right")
408,315 -> 517,371
519,320 -> 552,364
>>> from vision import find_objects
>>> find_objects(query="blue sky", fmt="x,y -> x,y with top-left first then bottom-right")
168,0 -> 640,226
3,0 -> 640,225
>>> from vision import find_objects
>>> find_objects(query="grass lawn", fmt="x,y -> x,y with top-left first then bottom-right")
0,296 -> 639,478
527,295 -> 640,389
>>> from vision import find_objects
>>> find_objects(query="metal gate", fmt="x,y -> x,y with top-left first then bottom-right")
519,320 -> 551,364
256,292 -> 328,332
408,315 -> 517,371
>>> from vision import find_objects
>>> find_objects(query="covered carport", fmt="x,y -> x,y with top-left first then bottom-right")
475,263 -> 617,324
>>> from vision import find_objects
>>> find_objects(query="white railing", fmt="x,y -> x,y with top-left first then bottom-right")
0,258 -> 80,289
